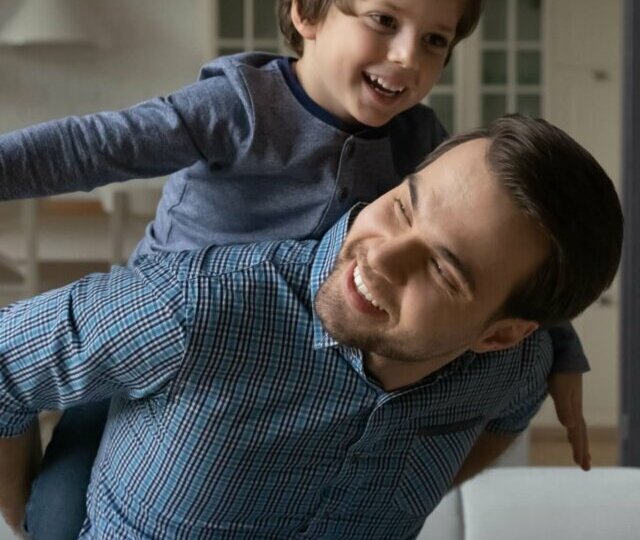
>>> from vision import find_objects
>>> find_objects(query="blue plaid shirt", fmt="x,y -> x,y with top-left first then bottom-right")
0,210 -> 552,539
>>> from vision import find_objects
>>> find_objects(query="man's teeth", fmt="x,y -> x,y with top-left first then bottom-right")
365,73 -> 405,95
353,266 -> 383,310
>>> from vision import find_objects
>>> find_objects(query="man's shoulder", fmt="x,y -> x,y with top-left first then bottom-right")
136,239 -> 318,283
477,329 -> 553,379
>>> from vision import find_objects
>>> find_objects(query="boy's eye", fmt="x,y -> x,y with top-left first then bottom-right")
425,33 -> 450,49
370,13 -> 397,30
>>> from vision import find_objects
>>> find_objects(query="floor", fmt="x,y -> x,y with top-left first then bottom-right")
530,427 -> 618,467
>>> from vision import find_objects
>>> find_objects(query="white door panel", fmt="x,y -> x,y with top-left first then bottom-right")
534,0 -> 622,428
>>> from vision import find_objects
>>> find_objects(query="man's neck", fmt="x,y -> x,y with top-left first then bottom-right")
364,352 -> 456,392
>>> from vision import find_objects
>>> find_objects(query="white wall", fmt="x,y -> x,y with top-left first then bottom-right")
0,0 -> 207,132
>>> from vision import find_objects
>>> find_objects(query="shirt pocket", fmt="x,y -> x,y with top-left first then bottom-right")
392,415 -> 485,517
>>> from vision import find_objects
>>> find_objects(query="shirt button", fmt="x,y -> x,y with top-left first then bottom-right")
344,141 -> 355,158
338,187 -> 349,202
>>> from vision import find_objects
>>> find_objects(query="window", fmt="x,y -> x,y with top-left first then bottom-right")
480,0 -> 543,124
213,0 -> 282,56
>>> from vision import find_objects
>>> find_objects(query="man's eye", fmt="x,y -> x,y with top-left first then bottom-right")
431,258 -> 457,292
431,258 -> 444,276
370,13 -> 397,30
395,198 -> 411,224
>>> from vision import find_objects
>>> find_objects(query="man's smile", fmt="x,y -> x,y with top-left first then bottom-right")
353,264 -> 384,312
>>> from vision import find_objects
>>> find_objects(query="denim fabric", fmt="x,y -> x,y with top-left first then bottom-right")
24,401 -> 109,540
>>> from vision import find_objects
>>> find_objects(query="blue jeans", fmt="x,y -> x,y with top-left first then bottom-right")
24,400 -> 109,540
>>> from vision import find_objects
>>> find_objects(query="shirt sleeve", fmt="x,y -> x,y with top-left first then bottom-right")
0,66 -> 250,201
548,321 -> 590,373
485,332 -> 554,434
0,259 -> 187,437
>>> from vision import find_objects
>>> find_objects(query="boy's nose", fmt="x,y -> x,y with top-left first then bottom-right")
387,31 -> 420,71
368,234 -> 423,286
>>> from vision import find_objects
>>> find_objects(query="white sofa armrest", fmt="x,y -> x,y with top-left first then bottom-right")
420,467 -> 640,540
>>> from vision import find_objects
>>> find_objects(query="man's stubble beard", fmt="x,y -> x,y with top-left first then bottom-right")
315,243 -> 424,364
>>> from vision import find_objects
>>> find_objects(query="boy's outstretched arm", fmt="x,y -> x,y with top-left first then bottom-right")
547,322 -> 591,471
0,422 -> 41,537
0,94 -> 202,201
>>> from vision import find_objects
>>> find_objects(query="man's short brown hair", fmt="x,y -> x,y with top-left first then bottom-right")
277,0 -> 485,63
417,114 -> 624,327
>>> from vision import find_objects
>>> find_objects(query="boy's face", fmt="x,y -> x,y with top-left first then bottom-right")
315,139 -> 548,372
293,0 -> 466,127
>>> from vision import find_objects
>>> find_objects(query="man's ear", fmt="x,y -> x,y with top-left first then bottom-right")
470,318 -> 539,354
291,0 -> 318,40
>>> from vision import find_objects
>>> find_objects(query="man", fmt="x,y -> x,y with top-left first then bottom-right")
0,115 -> 623,539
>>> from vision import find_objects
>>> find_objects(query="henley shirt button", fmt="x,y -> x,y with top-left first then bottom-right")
344,141 -> 355,158
338,187 -> 349,202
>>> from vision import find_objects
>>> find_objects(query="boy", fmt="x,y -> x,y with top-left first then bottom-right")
0,1 -> 589,538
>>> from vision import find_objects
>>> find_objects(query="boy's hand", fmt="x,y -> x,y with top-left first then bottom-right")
548,372 -> 591,471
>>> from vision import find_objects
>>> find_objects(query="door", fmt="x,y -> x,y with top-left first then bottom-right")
535,0 -> 622,428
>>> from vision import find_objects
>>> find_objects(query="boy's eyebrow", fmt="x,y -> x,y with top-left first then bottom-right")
406,174 -> 476,294
378,2 -> 456,34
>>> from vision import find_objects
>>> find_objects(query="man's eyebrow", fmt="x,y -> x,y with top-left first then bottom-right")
405,175 -> 476,294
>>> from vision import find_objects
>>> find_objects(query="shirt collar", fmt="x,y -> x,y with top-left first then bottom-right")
277,57 -> 389,139
310,204 -> 364,351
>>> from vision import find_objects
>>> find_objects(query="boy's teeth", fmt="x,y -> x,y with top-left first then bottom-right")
353,265 -> 383,310
366,73 -> 405,95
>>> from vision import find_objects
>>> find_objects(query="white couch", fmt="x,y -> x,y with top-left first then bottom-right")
418,467 -> 640,540
3,467 -> 638,540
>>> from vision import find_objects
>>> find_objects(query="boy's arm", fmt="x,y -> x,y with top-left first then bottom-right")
0,97 -> 203,200
548,321 -> 588,372
0,422 -> 41,537
548,321 -> 591,470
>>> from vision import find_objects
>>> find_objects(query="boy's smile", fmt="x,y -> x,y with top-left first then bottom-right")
292,0 -> 466,127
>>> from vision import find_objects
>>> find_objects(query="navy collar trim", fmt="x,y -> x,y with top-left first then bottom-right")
277,57 -> 389,139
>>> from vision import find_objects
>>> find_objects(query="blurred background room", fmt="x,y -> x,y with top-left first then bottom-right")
0,0 -> 638,538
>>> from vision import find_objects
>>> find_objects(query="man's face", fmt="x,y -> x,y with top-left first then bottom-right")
315,139 -> 549,373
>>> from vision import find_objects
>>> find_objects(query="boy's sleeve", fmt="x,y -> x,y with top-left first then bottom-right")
485,332 -> 554,434
548,321 -> 590,373
0,260 -> 187,438
0,71 -> 248,201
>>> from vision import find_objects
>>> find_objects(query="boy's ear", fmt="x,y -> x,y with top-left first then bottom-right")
470,318 -> 539,354
291,0 -> 318,40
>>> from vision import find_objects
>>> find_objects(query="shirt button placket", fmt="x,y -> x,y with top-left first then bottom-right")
337,139 -> 355,205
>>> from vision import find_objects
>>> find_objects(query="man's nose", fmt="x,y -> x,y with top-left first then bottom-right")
368,234 -> 423,286
387,30 -> 420,71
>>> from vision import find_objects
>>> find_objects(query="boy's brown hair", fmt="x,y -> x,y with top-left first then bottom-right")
277,0 -> 486,63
